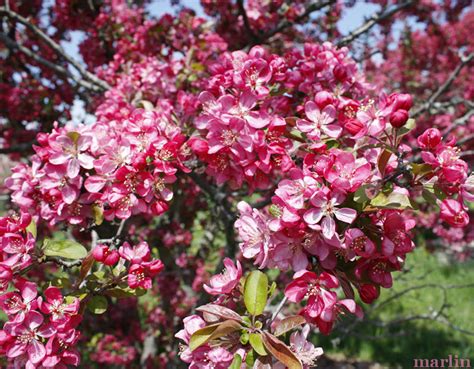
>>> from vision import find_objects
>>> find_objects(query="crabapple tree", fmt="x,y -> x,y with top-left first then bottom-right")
0,0 -> 473,368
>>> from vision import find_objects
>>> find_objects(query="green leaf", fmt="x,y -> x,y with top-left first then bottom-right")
411,163 -> 432,176
79,253 -> 95,283
43,239 -> 87,260
422,189 -> 437,205
229,354 -> 242,369
354,184 -> 380,204
244,271 -> 269,316
189,320 -> 242,351
87,295 -> 108,314
249,333 -> 267,356
26,219 -> 37,238
370,191 -> 413,210
91,204 -> 104,226
67,131 -> 81,144
240,331 -> 249,345
105,287 -> 146,298
268,281 -> 277,297
246,349 -> 256,367
397,118 -> 416,137
191,62 -> 205,72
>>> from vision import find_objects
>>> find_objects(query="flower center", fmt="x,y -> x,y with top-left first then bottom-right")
221,129 -> 238,146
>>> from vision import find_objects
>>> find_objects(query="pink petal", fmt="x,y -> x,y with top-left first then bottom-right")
49,152 -> 69,165
335,208 -> 357,224
27,339 -> 46,364
67,158 -> 80,178
303,208 -> 323,225
304,101 -> 320,123
246,111 -> 269,129
239,90 -> 257,110
78,153 -> 94,169
25,311 -> 44,330
322,124 -> 342,138
321,216 -> 336,239
84,175 -> 107,193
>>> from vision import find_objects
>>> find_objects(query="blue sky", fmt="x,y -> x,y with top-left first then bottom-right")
145,0 -> 380,33
64,1 -> 381,59
64,1 -> 383,122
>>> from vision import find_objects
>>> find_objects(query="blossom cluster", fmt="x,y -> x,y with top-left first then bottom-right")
0,212 -> 34,292
191,42 -> 368,189
93,240 -> 164,290
5,109 -> 191,226
418,128 -> 473,228
0,281 -> 81,369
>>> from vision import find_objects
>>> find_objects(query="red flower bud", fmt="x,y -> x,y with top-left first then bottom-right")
333,64 -> 347,81
314,91 -> 334,108
359,284 -> 380,304
92,244 -> 119,266
345,118 -> 364,135
36,133 -> 49,145
389,109 -> 409,128
417,128 -> 441,150
393,93 -> 413,111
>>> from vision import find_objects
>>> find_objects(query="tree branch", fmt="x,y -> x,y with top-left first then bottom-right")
237,0 -> 257,40
0,31 -> 104,92
443,108 -> 474,137
252,0 -> 335,45
188,172 -> 237,260
0,6 -> 110,91
337,1 -> 413,47
412,52 -> 474,117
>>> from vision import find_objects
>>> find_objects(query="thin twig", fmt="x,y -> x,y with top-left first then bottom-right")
0,32 -> 103,92
0,7 -> 110,91
271,296 -> 288,322
46,257 -> 82,268
237,0 -> 257,40
337,1 -> 413,47
443,108 -> 474,137
412,53 -> 474,118
253,0 -> 335,45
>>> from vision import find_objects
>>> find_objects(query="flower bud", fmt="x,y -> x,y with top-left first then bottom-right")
36,132 -> 49,145
344,118 -> 364,135
92,244 -> 119,266
417,128 -> 441,150
394,93 -> 413,111
146,259 -> 165,276
333,64 -> 347,81
359,284 -> 380,304
389,109 -> 409,128
314,91 -> 334,108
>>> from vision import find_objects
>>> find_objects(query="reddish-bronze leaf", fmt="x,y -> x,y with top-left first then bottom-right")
377,149 -> 392,176
261,332 -> 302,369
273,315 -> 306,337
196,304 -> 243,323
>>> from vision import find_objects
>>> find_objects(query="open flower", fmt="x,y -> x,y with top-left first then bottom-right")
440,199 -> 469,228
0,280 -> 38,323
285,270 -> 339,319
203,258 -> 242,295
38,287 -> 79,323
303,189 -> 357,239
49,133 -> 94,178
4,311 -> 55,366
297,101 -> 341,139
